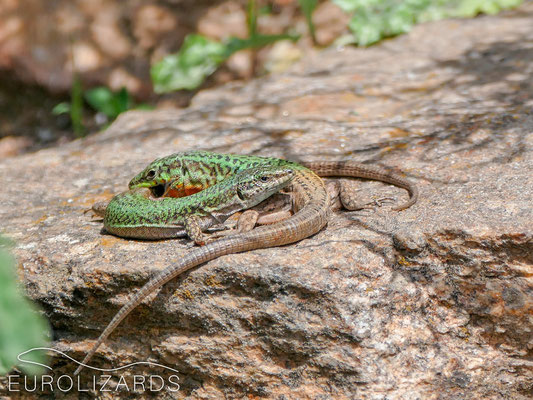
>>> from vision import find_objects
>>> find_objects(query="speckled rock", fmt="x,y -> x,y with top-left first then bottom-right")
1,3 -> 532,399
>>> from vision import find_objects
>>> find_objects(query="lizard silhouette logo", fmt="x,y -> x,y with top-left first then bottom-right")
7,348 -> 180,393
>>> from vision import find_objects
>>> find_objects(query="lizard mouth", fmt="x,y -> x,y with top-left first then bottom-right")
151,184 -> 166,198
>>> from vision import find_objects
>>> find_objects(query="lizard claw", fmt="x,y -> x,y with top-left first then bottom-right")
371,196 -> 396,207
343,197 -> 398,214
185,240 -> 202,249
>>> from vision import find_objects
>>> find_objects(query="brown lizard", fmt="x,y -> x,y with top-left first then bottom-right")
75,158 -> 417,374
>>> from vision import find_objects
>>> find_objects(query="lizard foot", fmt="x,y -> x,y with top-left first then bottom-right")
345,197 -> 397,214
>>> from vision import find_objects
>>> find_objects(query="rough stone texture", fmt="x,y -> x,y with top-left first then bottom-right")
1,3 -> 533,399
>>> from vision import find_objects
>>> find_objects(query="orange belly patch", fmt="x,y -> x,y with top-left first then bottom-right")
165,184 -> 205,198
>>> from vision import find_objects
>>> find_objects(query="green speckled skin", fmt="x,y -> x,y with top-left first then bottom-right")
104,165 -> 295,240
129,151 -> 296,198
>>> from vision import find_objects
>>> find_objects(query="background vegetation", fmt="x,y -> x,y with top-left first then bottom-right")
48,0 -> 522,137
0,237 -> 50,376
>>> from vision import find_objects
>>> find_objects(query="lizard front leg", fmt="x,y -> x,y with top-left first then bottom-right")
90,201 -> 108,217
182,210 -> 265,245
208,207 -> 294,239
208,192 -> 294,238
235,207 -> 293,232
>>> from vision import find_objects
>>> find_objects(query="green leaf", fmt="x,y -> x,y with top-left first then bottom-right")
226,33 -> 300,54
151,34 -> 228,93
455,0 -> 522,16
335,0 -> 523,47
332,0 -> 356,13
298,0 -> 318,44
348,10 -> 385,46
0,236 -> 51,376
85,87 -> 134,120
52,102 -> 70,115
85,87 -> 132,119
115,87 -> 132,114
84,87 -> 114,116
151,32 -> 299,92
333,0 -> 383,13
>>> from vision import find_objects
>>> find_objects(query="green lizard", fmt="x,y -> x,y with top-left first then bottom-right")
129,151 -> 294,198
97,165 -> 295,245
130,151 -> 418,212
75,153 -> 418,374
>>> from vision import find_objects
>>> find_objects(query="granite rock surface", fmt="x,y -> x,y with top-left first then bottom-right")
1,4 -> 532,399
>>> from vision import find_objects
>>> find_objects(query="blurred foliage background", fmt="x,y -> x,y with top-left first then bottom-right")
0,0 -> 523,155
151,0 -> 523,93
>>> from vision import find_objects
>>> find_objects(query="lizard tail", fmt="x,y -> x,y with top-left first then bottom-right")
301,160 -> 418,211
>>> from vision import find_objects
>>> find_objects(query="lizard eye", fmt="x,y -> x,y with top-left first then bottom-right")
146,169 -> 156,179
260,176 -> 269,182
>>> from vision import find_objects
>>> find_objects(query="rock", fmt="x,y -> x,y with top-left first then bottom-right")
197,1 -> 248,40
1,3 -> 532,398
0,135 -> 33,157
313,2 -> 351,46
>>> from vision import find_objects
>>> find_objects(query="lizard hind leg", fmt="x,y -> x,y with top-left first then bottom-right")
334,179 -> 396,212
184,215 -> 209,246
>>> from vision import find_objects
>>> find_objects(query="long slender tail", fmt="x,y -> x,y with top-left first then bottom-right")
74,243 -> 229,375
301,160 -> 418,210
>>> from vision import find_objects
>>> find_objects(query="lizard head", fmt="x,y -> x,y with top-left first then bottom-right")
129,155 -> 182,197
235,166 -> 295,207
